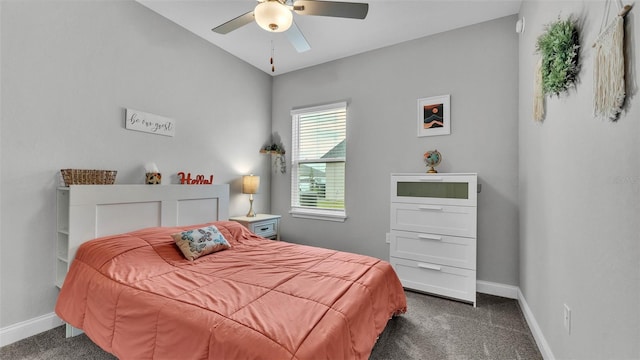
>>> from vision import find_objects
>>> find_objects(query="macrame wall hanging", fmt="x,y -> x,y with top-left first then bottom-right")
592,1 -> 632,121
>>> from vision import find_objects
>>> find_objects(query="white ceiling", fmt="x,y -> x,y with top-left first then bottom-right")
137,0 -> 522,75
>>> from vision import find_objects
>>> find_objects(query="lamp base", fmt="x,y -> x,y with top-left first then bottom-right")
246,198 -> 256,217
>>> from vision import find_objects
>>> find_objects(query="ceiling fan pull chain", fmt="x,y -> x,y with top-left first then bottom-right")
271,40 -> 276,73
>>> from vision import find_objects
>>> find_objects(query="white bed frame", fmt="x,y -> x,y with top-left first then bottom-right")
56,184 -> 229,336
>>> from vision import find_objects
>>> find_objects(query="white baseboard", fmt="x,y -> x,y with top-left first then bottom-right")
517,288 -> 555,360
477,281 -> 554,360
0,312 -> 63,347
477,280 -> 519,299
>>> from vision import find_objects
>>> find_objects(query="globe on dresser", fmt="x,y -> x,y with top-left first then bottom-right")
423,150 -> 442,173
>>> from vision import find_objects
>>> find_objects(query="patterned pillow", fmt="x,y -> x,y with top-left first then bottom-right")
171,225 -> 231,261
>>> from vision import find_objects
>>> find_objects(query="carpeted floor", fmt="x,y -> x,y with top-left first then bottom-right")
370,291 -> 542,359
1,291 -> 542,359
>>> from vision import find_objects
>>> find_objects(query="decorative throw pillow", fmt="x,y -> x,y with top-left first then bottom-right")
171,225 -> 230,261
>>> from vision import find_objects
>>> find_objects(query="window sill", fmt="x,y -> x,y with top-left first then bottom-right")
289,208 -> 347,222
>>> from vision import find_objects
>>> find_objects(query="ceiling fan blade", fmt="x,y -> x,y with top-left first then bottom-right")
293,1 -> 368,19
211,11 -> 255,34
286,20 -> 311,53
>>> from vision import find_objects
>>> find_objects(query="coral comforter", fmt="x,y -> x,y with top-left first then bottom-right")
55,221 -> 407,359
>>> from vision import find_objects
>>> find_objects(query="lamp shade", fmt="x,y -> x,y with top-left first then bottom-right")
242,175 -> 260,194
254,1 -> 292,33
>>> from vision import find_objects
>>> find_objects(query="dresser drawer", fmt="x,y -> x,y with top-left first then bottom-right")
391,174 -> 477,206
390,203 -> 476,237
390,230 -> 476,269
390,257 -> 476,304
250,220 -> 278,238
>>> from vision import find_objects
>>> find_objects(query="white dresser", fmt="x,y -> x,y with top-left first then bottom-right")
389,173 -> 478,306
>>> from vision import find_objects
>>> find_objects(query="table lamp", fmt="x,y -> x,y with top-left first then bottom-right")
242,175 -> 260,217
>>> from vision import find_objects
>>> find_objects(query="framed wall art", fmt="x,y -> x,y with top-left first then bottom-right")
417,94 -> 450,137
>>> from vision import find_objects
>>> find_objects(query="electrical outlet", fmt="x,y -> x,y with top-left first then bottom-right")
385,233 -> 390,244
563,304 -> 571,334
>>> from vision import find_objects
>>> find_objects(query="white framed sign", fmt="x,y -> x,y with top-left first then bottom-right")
125,108 -> 175,137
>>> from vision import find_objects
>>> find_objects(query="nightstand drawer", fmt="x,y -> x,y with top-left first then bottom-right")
251,220 -> 278,238
391,203 -> 476,238
390,230 -> 476,269
390,257 -> 476,304
229,214 -> 281,241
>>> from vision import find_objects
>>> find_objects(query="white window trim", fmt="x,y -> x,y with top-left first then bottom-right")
289,207 -> 347,222
290,101 -> 347,116
290,101 -> 347,222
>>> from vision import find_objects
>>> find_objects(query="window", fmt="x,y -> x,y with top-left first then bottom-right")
290,101 -> 347,222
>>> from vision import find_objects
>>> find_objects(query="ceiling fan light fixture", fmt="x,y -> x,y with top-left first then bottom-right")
254,1 -> 293,33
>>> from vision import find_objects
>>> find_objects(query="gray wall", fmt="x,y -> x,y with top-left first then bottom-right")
0,0 -> 272,328
271,16 -> 520,286
518,1 -> 640,359
4,1 -> 637,357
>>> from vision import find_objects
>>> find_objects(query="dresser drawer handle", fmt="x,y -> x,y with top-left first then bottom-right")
259,227 -> 270,231
418,205 -> 443,211
418,177 -> 443,182
417,263 -> 442,271
418,234 -> 442,241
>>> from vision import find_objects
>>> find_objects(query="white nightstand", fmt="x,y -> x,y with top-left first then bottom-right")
229,214 -> 281,240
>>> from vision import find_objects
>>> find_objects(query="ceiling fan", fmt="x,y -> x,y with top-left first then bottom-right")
211,0 -> 369,53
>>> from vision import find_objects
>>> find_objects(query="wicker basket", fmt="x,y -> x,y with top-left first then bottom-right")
61,169 -> 117,186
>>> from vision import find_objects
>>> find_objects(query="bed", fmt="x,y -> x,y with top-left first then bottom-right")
55,185 -> 407,359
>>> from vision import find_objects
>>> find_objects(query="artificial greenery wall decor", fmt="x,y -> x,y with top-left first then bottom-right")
260,143 -> 286,174
536,16 -> 581,96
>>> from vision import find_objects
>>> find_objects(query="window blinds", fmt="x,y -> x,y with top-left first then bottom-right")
291,102 -> 346,214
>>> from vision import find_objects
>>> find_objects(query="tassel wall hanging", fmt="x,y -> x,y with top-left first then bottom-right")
592,2 -> 632,121
533,57 -> 545,122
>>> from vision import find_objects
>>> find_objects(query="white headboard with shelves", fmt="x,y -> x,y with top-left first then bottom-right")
56,184 -> 229,288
